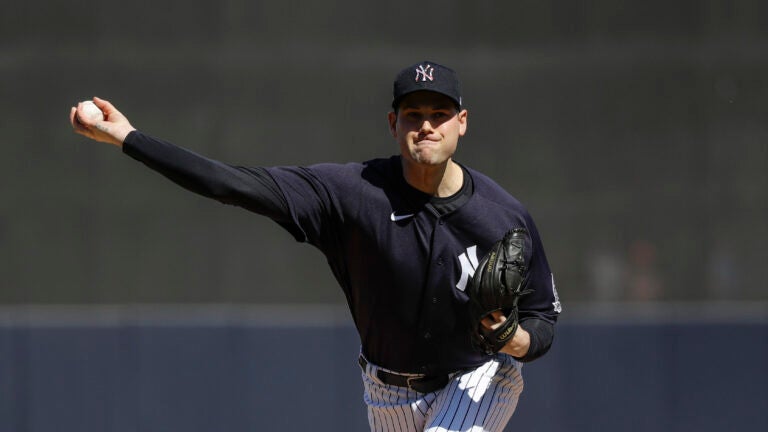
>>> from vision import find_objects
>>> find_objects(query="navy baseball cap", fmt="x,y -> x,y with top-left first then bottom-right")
392,61 -> 462,110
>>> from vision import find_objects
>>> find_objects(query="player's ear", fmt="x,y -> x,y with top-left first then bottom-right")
387,111 -> 397,137
458,109 -> 468,136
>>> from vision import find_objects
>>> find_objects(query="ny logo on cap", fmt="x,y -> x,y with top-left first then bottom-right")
415,64 -> 435,82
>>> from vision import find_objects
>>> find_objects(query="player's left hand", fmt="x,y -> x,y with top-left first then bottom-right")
481,311 -> 531,358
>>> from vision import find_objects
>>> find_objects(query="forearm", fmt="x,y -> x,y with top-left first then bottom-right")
500,318 -> 555,362
513,318 -> 555,362
122,130 -> 290,221
501,326 -> 531,358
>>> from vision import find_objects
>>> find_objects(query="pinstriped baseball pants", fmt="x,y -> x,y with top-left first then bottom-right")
360,354 -> 524,432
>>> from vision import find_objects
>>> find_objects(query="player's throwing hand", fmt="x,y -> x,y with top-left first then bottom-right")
69,97 -> 135,147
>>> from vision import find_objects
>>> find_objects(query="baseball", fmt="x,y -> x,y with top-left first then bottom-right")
79,100 -> 104,122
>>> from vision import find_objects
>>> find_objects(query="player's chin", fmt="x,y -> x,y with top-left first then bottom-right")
409,148 -> 449,166
412,154 -> 443,166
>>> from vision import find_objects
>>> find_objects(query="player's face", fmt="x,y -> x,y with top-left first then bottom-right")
388,91 -> 468,167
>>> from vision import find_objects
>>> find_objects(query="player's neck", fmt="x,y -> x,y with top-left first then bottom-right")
401,159 -> 464,198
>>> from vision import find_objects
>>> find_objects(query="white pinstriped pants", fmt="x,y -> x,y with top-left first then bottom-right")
360,354 -> 524,432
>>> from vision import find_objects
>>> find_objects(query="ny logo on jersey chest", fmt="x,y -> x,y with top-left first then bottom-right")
455,245 -> 479,292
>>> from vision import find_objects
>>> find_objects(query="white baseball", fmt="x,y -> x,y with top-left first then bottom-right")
79,100 -> 104,122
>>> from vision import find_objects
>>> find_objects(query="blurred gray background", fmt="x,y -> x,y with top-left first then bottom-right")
1,1 -> 766,431
1,0 -> 766,304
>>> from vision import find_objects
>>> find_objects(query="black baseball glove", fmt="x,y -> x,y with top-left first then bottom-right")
466,228 -> 533,355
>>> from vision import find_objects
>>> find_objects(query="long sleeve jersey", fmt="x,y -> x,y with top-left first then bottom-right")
123,130 -> 562,374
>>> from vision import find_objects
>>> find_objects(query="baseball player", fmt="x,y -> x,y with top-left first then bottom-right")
70,61 -> 561,432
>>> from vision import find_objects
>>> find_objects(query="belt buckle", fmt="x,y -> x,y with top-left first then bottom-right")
406,375 -> 421,391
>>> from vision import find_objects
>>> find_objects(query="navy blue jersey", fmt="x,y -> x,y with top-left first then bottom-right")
266,156 -> 560,374
122,131 -> 561,375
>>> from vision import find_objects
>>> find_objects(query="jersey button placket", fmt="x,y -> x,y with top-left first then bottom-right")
421,214 -> 444,346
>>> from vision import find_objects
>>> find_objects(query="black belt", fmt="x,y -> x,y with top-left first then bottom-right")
358,356 -> 450,394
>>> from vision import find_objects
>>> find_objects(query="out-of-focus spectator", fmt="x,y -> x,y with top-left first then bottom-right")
626,239 -> 662,301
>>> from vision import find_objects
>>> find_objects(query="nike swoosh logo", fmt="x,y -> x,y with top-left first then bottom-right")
390,212 -> 415,222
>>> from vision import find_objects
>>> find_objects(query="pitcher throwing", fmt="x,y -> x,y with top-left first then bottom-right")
70,61 -> 562,431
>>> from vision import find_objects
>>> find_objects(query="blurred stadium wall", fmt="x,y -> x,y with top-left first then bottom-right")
0,304 -> 765,431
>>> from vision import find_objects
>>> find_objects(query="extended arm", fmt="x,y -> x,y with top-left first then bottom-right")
69,97 -> 290,222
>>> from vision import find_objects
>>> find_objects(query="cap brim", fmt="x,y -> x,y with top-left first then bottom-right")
391,90 -> 462,110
